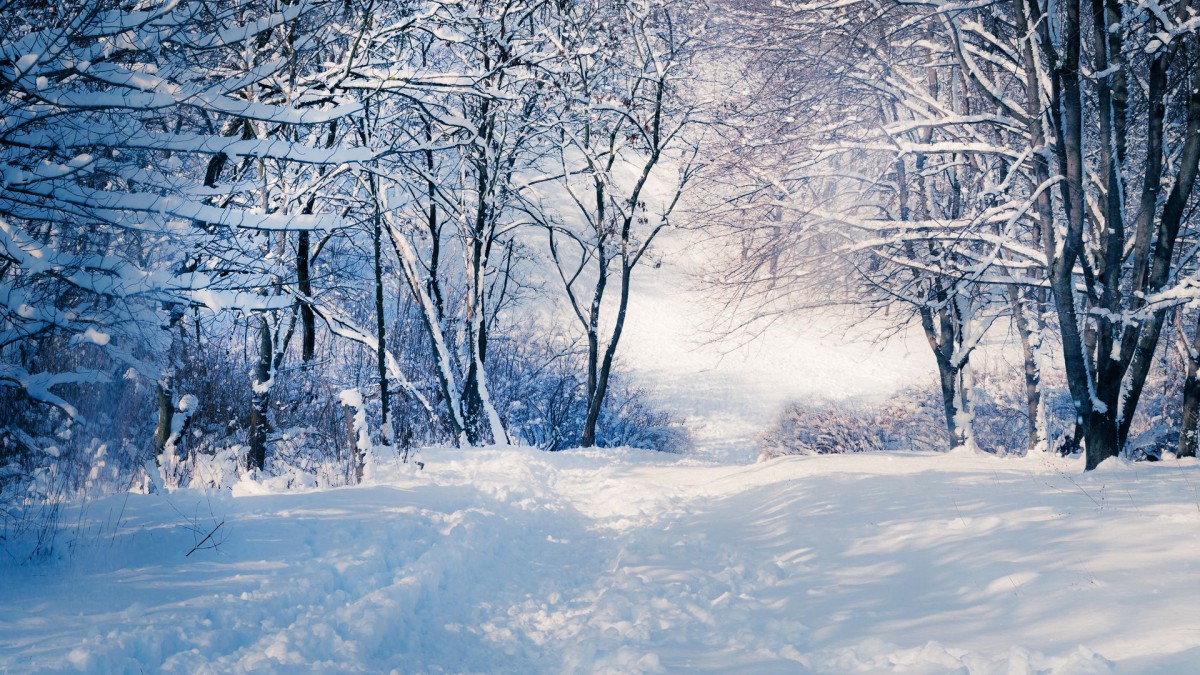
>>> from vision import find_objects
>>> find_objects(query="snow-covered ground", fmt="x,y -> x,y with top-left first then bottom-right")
4,447 -> 1200,673
620,229 -> 934,462
3,230 -> 1191,675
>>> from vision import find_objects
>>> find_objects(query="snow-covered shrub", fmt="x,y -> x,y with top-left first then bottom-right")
0,330 -> 153,504
596,380 -> 690,453
156,325 -> 365,488
873,387 -> 950,453
758,393 -> 926,456
486,331 -> 687,452
760,362 -> 1093,461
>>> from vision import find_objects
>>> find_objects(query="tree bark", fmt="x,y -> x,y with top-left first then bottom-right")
582,259 -> 633,448
936,357 -> 961,449
371,177 -> 392,447
1011,286 -> 1044,453
154,379 -> 174,457
1180,313 -> 1200,458
297,230 -> 315,362
296,120 -> 336,364
247,317 -> 272,472
1045,0 -> 1119,470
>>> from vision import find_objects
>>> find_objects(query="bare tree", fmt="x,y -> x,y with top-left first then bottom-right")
526,0 -> 701,447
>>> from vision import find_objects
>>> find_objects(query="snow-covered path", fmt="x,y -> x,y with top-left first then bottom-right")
5,448 -> 1200,673
619,231 -> 933,461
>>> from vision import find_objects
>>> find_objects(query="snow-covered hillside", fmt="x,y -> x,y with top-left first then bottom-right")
4,447 -> 1200,673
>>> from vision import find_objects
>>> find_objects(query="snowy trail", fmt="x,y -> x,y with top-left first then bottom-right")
619,231 -> 933,462
5,448 -> 1200,673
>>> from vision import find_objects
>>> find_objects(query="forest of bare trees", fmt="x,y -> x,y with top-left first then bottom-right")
0,0 -> 696,501
4,0 -> 1200,513
707,0 -> 1200,469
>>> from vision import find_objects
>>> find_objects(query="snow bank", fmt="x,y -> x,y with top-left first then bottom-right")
3,448 -> 1199,673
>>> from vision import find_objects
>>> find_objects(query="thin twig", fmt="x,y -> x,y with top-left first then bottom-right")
110,492 -> 130,548
186,520 -> 224,557
1174,458 -> 1200,513
1063,475 -> 1102,509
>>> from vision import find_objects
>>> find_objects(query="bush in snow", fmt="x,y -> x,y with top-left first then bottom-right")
487,330 -> 688,452
1,329 -> 153,503
595,380 -> 690,454
759,389 -> 944,460
759,399 -> 885,458
759,363 -> 1094,460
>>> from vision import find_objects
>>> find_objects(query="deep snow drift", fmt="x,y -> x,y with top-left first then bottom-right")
4,447 -> 1200,673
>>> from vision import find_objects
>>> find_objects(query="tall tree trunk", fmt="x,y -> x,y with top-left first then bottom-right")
297,230 -> 315,362
460,147 -> 508,447
1047,0 -> 1118,470
1011,286 -> 1044,453
936,358 -> 961,449
920,287 -> 966,450
461,94 -> 495,447
462,332 -> 486,444
580,247 -> 608,448
892,147 -> 964,451
1085,0 -> 1130,468
386,216 -> 467,443
372,179 -> 392,447
1179,313 -> 1200,458
296,121 -> 336,364
582,260 -> 633,448
248,316 -> 272,472
1012,0 -> 1055,455
154,379 -> 174,457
